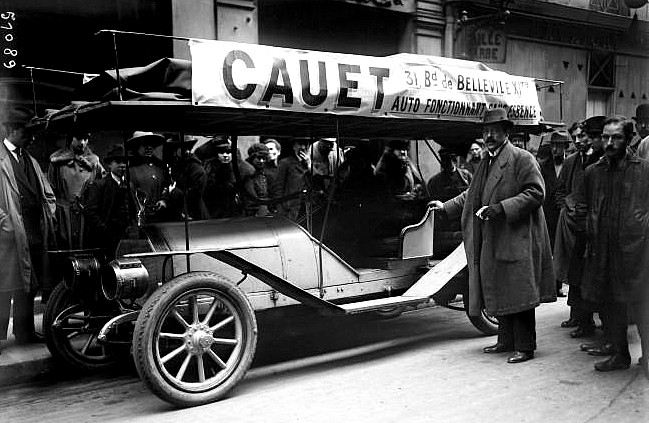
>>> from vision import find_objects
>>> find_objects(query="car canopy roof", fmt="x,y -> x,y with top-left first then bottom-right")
31,39 -> 547,146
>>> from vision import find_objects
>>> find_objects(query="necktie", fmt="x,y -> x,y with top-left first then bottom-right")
16,148 -> 25,167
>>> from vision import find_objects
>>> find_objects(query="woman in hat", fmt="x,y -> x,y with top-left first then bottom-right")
158,137 -> 208,221
48,128 -> 104,249
203,137 -> 245,218
127,131 -> 168,221
374,139 -> 422,199
241,143 -> 273,216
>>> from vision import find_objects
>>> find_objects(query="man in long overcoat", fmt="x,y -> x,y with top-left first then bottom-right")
0,108 -> 56,350
554,116 -> 606,342
576,116 -> 649,376
430,108 -> 555,363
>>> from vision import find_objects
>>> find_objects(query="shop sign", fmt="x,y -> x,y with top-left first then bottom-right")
335,0 -> 415,14
190,39 -> 541,125
474,28 -> 506,63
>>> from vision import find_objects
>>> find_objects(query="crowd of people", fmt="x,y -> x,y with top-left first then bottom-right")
430,105 -> 649,378
1,102 -> 648,381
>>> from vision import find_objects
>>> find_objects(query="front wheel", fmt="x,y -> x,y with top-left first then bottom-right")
43,282 -> 122,370
464,295 -> 498,336
132,272 -> 257,407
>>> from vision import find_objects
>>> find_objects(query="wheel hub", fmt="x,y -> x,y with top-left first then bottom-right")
185,324 -> 214,355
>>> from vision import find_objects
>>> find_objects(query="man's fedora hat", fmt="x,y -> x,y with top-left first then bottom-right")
127,131 -> 165,148
633,103 -> 649,121
483,107 -> 513,126
104,144 -> 128,163
550,130 -> 572,144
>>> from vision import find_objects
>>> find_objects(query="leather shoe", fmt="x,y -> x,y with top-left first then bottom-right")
587,342 -> 616,356
507,350 -> 534,363
569,326 -> 596,338
594,355 -> 630,372
580,340 -> 603,352
560,318 -> 580,328
483,343 -> 513,354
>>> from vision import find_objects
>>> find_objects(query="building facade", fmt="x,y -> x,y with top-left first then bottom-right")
2,0 -> 648,130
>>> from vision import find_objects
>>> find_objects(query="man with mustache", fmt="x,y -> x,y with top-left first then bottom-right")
429,107 -> 555,364
576,116 -> 649,377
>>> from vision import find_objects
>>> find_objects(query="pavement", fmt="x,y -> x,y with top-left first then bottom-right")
0,300 -> 53,386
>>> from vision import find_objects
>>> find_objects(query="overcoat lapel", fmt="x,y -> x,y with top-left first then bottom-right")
0,147 -> 19,195
481,142 -> 513,205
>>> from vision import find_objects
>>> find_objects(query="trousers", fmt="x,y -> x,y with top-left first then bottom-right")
497,308 -> 537,351
0,290 -> 35,341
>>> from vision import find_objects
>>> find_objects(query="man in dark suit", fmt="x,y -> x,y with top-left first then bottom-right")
430,108 -> 556,364
0,108 -> 56,351
83,145 -> 137,260
537,130 -> 571,297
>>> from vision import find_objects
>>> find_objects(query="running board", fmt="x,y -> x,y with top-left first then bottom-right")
339,295 -> 431,314
338,243 -> 467,315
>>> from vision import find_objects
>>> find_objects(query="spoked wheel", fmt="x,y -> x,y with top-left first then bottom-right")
43,282 -> 122,370
133,272 -> 257,407
464,295 -> 499,336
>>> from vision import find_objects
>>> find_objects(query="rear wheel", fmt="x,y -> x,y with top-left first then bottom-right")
132,272 -> 257,407
464,295 -> 498,336
43,282 -> 122,370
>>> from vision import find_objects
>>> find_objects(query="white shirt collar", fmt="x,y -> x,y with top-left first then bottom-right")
487,140 -> 508,159
110,172 -> 124,184
4,138 -> 20,160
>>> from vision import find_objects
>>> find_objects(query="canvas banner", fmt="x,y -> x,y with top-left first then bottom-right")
190,39 -> 542,125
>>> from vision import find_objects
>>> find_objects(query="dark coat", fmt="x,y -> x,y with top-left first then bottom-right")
166,154 -> 208,220
552,152 -> 588,283
577,154 -> 649,303
443,141 -> 556,317
537,154 -> 559,247
82,174 -> 138,254
273,155 -> 310,220
203,158 -> 245,218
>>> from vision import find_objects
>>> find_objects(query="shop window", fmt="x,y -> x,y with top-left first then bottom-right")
588,51 -> 615,88
588,0 -> 630,16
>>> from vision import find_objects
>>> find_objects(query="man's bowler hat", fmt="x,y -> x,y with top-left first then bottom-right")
633,104 -> 649,121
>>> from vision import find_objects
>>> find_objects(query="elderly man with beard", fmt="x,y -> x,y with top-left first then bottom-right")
575,117 -> 649,376
48,129 -> 104,249
430,108 -> 555,364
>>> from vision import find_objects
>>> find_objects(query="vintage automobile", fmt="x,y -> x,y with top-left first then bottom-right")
32,34 -> 550,407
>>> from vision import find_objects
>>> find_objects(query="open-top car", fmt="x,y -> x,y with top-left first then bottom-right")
31,34 -> 549,407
